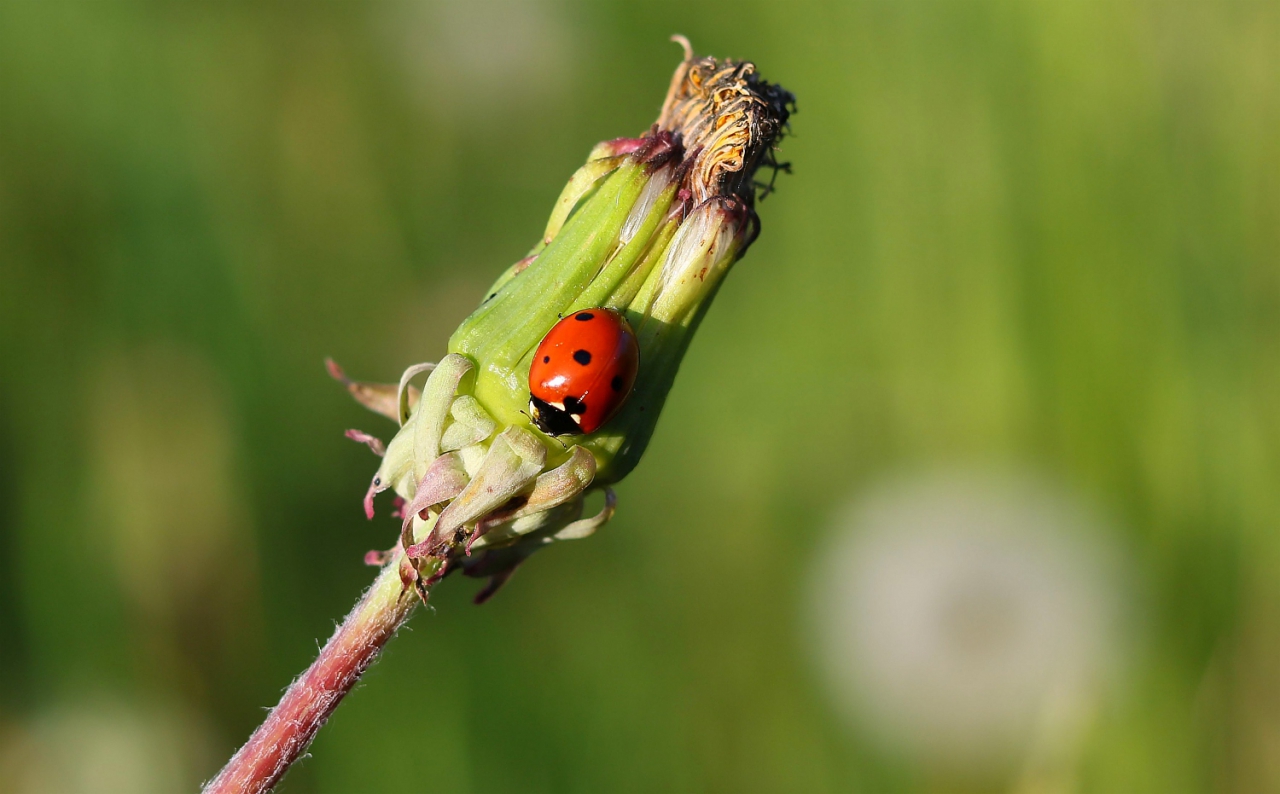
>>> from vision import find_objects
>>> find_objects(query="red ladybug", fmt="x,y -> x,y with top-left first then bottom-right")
528,308 -> 639,436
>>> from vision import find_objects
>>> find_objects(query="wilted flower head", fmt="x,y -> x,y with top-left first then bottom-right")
333,38 -> 794,602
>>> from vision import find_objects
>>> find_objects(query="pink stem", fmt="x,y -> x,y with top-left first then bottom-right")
203,554 -> 420,794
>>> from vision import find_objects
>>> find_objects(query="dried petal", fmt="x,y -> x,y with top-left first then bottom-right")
344,429 -> 386,457
476,445 -> 596,534
327,358 -> 415,422
459,501 -> 586,602
555,488 -> 617,540
396,362 -> 437,426
401,452 -> 470,558
363,475 -> 385,520
433,427 -> 546,546
472,568 -> 518,605
412,355 -> 473,483
364,549 -> 392,566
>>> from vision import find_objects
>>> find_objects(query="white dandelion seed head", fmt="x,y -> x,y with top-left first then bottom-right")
807,468 -> 1132,776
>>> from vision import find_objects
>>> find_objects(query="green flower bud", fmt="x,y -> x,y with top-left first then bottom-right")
338,38 -> 793,601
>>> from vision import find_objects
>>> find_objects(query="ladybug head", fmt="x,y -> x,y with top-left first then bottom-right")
528,395 -> 585,437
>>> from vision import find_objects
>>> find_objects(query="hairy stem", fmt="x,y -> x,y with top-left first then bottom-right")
203,550 -> 419,794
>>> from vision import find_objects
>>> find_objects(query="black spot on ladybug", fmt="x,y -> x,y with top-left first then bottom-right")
563,395 -> 587,415
574,312 -> 595,321
611,375 -> 624,392
573,349 -> 592,365
543,356 -> 550,363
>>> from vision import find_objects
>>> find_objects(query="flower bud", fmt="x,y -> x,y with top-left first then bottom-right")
338,38 -> 793,600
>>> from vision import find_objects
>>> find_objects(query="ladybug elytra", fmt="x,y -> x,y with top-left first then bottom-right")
527,308 -> 639,436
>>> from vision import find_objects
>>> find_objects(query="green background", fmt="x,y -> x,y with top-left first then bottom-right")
1,1 -> 1277,792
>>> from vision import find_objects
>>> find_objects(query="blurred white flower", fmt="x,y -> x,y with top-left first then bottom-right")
807,469 -> 1131,777
0,701 -> 214,794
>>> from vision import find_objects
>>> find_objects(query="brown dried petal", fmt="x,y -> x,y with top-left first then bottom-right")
327,358 -> 417,422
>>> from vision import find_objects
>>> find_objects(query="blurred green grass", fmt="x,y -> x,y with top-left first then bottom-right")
0,1 -> 1277,792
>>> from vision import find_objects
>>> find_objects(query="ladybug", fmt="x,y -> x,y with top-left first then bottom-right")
528,308 -> 640,436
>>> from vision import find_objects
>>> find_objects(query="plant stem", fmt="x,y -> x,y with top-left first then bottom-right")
203,550 -> 418,794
